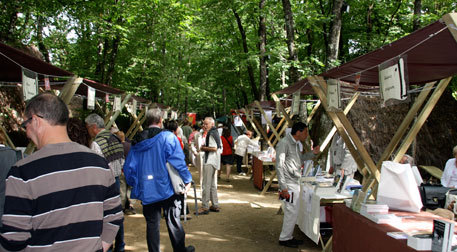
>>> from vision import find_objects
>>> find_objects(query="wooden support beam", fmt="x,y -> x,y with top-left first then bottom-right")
308,76 -> 374,180
376,81 -> 436,169
443,13 -> 457,44
271,93 -> 293,126
0,123 -> 15,149
254,101 -> 281,141
59,76 -> 83,104
130,112 -> 147,139
306,100 -> 321,124
269,116 -> 285,143
393,77 -> 452,162
244,108 -> 271,147
126,106 -> 147,140
105,94 -> 132,129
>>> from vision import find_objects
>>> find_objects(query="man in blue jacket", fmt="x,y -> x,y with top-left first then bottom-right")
124,108 -> 194,252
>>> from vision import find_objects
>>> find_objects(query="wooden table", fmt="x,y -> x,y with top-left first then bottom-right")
252,156 -> 274,191
332,204 -> 455,252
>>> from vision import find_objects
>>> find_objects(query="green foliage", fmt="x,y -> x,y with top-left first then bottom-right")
1,0 -> 456,117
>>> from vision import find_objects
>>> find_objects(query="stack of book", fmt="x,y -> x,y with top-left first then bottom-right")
431,219 -> 455,252
360,203 -> 401,224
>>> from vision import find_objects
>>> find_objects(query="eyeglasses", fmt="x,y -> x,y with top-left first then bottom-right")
21,114 -> 43,129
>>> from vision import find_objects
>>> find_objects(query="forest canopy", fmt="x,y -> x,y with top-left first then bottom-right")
1,0 -> 456,116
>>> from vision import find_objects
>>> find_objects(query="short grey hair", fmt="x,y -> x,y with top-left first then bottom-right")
146,108 -> 162,126
85,113 -> 105,129
204,117 -> 215,127
402,154 -> 415,165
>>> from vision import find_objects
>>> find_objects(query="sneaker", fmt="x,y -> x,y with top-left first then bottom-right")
186,245 -> 195,252
278,239 -> 298,248
195,208 -> 209,215
289,238 -> 304,245
209,206 -> 220,212
238,172 -> 246,176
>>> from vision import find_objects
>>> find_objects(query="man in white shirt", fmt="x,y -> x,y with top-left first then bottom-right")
197,117 -> 221,214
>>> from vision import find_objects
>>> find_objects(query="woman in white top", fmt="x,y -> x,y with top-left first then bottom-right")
441,145 -> 457,188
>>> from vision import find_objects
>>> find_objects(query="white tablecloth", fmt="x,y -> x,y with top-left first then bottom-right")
297,182 -> 351,244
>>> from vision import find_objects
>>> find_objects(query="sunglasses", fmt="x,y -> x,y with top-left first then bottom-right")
21,114 -> 43,129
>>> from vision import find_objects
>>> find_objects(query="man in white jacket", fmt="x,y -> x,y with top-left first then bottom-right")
234,130 -> 258,175
276,122 -> 320,248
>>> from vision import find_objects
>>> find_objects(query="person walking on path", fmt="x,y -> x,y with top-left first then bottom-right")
124,108 -> 194,252
197,117 -> 222,214
275,122 -> 320,248
219,126 -> 234,182
0,93 -> 123,251
86,114 -> 126,252
234,130 -> 258,175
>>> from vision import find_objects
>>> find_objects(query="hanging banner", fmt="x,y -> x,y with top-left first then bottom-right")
44,76 -> 51,91
163,110 -> 168,120
300,101 -> 308,120
132,99 -> 137,115
291,91 -> 300,115
114,96 -> 121,111
379,57 -> 408,106
234,115 -> 243,127
327,79 -> 341,110
261,110 -> 272,125
22,68 -> 38,101
87,86 -> 96,110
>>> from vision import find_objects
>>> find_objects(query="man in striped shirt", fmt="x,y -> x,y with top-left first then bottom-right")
0,92 -> 123,251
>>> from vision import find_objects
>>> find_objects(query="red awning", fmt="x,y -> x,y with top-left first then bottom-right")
0,42 -> 73,82
321,19 -> 457,86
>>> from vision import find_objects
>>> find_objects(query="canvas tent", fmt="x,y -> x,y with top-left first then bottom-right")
311,10 -> 457,235
304,13 -> 457,252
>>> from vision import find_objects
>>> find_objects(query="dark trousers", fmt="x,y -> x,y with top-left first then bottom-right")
235,154 -> 243,173
143,194 -> 187,252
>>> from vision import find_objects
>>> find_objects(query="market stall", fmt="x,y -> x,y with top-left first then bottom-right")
306,13 -> 457,251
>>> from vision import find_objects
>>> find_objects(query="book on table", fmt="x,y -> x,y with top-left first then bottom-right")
431,219 -> 454,252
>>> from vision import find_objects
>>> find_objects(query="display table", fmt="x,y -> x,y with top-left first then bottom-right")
297,181 -> 351,246
332,204 -> 456,252
252,156 -> 274,190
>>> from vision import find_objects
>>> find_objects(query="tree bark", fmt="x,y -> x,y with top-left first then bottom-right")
232,9 -> 259,100
36,15 -> 50,63
281,0 -> 300,85
413,0 -> 422,31
318,0 -> 329,63
258,0 -> 268,101
327,0 -> 344,69
105,35 -> 120,85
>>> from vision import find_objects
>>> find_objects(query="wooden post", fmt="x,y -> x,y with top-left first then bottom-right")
375,81 -> 436,168
0,123 -> 15,149
393,77 -> 452,162
105,94 -> 132,129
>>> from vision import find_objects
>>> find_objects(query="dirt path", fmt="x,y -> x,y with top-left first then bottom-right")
123,165 -> 322,252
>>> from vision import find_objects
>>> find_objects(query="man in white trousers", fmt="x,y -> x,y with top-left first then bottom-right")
275,122 -> 320,248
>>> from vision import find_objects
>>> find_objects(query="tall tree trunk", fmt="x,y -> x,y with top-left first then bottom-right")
258,0 -> 268,101
281,0 -> 299,85
327,0 -> 344,69
413,0 -> 422,31
366,4 -> 374,50
105,35 -> 120,85
36,15 -> 50,63
232,9 -> 259,100
318,0 -> 329,63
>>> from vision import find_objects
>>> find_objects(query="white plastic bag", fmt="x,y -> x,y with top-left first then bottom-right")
377,161 -> 423,213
